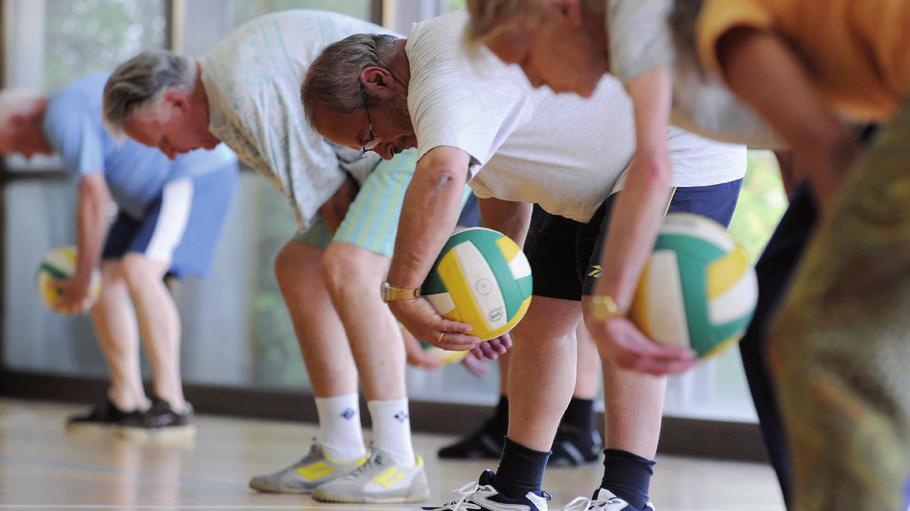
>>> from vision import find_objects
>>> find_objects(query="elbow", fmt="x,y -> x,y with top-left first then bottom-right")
635,153 -> 673,191
79,176 -> 110,210
430,167 -> 467,190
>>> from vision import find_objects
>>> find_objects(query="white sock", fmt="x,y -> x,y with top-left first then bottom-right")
368,399 -> 416,467
315,394 -> 367,462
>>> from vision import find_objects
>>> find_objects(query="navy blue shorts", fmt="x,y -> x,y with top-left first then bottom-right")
101,167 -> 238,279
525,179 -> 743,301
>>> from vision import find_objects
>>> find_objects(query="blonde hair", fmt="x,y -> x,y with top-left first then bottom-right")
464,0 -> 546,47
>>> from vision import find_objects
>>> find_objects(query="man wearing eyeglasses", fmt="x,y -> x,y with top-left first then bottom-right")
102,10 -> 482,503
304,11 -> 746,511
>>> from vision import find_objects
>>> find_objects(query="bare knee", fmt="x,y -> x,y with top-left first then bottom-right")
320,243 -> 387,299
273,242 -> 298,284
275,241 -> 325,297
120,254 -> 166,291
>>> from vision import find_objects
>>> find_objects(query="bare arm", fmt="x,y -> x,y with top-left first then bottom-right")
717,27 -> 856,207
586,67 -> 697,375
387,146 -> 480,351
387,146 -> 472,288
593,67 -> 675,310
57,173 -> 109,312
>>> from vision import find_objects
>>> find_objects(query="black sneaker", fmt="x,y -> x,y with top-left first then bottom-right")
438,418 -> 505,459
66,399 -> 143,431
117,396 -> 195,441
422,470 -> 550,511
548,424 -> 603,467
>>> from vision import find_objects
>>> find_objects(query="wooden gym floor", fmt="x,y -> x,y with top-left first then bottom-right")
0,399 -> 784,510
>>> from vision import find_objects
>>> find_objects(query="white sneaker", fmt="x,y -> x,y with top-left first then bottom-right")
423,469 -> 551,511
563,489 -> 655,511
248,441 -> 366,494
312,448 -> 430,503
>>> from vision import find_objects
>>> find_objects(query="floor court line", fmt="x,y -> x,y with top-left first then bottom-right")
0,506 -> 412,510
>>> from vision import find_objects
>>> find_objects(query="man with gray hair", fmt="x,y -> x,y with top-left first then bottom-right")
0,73 -> 237,439
304,10 -> 745,511
103,9 -> 469,503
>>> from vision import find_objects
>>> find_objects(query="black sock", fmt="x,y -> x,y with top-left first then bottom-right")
495,437 -> 550,499
600,449 -> 656,510
560,397 -> 594,432
488,395 -> 509,437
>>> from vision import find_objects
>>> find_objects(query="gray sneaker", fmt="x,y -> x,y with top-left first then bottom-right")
312,449 -> 430,503
249,442 -> 367,494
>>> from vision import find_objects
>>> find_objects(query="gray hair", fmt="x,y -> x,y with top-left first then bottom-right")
302,33 -> 400,121
103,49 -> 196,136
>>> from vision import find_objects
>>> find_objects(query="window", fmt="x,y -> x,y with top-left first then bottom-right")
44,0 -> 167,90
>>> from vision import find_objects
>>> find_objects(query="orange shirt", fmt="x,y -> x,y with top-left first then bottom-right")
697,0 -> 910,122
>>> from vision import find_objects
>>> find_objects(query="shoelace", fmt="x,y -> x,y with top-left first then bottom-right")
343,451 -> 382,479
437,481 -> 486,511
562,495 -> 625,511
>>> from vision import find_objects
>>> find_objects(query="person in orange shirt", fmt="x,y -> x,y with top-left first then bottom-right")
698,1 -> 910,509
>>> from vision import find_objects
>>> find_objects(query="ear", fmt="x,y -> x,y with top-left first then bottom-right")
360,66 -> 398,98
163,89 -> 190,112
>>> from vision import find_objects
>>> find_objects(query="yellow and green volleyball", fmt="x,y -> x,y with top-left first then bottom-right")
422,228 -> 533,341
630,214 -> 757,358
419,342 -> 469,365
36,245 -> 101,314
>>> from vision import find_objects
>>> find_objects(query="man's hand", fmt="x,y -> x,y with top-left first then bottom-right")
389,297 -> 479,352
319,174 -> 358,233
461,355 -> 490,377
469,333 -> 512,361
584,307 -> 696,376
53,276 -> 93,315
401,326 -> 444,369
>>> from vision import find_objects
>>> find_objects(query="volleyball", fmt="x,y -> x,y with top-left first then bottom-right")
36,245 -> 101,314
630,214 -> 757,358
422,228 -> 532,341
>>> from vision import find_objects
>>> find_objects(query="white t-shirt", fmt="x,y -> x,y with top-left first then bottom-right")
200,10 -> 394,228
607,0 -> 784,149
405,11 -> 746,223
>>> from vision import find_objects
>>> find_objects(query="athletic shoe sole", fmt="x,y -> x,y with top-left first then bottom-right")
114,423 -> 197,443
312,488 -> 430,504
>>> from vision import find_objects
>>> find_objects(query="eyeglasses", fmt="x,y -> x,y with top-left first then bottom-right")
360,87 -> 382,155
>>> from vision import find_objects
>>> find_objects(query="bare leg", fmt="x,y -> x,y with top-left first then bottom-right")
90,260 -> 146,411
321,242 -> 404,400
274,241 -> 358,397
574,323 -> 601,399
506,297 -> 581,450
121,253 -> 184,410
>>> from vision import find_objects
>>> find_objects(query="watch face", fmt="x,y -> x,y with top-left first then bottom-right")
380,281 -> 391,301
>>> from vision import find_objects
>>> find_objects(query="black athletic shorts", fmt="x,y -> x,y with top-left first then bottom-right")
524,179 -> 743,301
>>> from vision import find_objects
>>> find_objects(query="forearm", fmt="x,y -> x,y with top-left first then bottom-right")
387,147 -> 471,288
478,198 -> 533,248
717,27 -> 856,204
596,68 -> 674,308
597,163 -> 672,308
75,174 -> 109,283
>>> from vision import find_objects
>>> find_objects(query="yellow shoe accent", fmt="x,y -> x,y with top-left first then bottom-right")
297,461 -> 335,481
372,467 -> 406,489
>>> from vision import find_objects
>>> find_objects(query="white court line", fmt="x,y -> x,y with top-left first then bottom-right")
0,506 -> 410,510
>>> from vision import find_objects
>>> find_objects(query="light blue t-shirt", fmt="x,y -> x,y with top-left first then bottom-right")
200,10 -> 395,228
43,73 -> 237,219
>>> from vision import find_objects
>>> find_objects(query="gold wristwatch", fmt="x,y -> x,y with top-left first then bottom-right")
381,281 -> 420,302
589,294 -> 622,321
